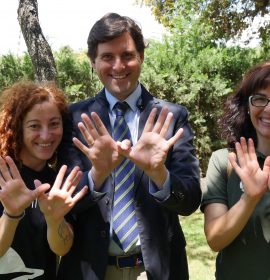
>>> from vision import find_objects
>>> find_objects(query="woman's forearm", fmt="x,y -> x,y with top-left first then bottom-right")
46,217 -> 74,256
0,213 -> 22,256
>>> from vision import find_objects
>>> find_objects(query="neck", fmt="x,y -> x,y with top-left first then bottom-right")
257,138 -> 270,156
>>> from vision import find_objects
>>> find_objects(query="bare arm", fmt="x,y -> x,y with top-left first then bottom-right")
204,198 -> 259,251
38,165 -> 88,256
204,138 -> 270,252
0,213 -> 22,256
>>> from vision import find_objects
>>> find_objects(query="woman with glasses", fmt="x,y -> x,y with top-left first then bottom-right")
201,61 -> 270,280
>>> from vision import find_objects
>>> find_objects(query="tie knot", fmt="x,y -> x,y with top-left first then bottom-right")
114,102 -> 129,117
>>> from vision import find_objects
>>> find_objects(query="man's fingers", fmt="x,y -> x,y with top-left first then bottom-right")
167,127 -> 184,147
153,107 -> 168,134
73,137 -> 92,156
142,108 -> 157,133
81,113 -> 99,139
160,112 -> 173,137
117,140 -> 132,158
78,122 -> 95,147
91,112 -> 110,136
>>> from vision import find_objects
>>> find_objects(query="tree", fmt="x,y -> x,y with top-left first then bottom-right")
138,0 -> 270,45
17,0 -> 56,81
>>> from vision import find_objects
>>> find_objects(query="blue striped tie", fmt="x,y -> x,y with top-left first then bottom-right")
112,102 -> 139,252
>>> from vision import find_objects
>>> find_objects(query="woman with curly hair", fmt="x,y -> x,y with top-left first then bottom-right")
201,61 -> 270,280
0,81 -> 87,279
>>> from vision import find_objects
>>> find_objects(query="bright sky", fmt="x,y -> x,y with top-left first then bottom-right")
0,0 -> 165,55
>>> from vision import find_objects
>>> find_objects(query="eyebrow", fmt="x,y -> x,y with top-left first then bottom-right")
25,116 -> 62,123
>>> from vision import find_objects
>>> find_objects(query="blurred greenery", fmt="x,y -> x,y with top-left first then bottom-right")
181,210 -> 217,280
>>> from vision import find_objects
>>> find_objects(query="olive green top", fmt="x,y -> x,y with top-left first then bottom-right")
201,148 -> 270,280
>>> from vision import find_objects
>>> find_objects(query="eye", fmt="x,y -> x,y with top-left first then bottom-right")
251,95 -> 268,107
100,54 -> 113,61
50,121 -> 61,128
28,124 -> 40,130
123,52 -> 134,60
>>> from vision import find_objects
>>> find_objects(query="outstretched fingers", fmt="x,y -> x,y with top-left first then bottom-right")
0,156 -> 12,182
77,121 -> 95,147
52,165 -> 68,190
34,180 -> 51,199
73,137 -> 90,156
64,166 -> 83,195
263,156 -> 270,174
152,107 -> 169,134
159,111 -> 173,137
81,113 -> 99,140
5,156 -> 23,180
167,127 -> 184,147
72,186 -> 88,204
58,166 -> 80,192
142,108 -> 157,133
90,112 -> 110,136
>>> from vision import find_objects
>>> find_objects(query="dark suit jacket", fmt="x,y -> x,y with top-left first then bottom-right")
57,85 -> 201,280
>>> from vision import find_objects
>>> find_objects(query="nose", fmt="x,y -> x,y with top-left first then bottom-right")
264,102 -> 270,112
40,127 -> 50,140
112,57 -> 125,71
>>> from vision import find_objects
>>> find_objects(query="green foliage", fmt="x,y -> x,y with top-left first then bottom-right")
54,46 -> 101,103
140,0 -> 270,45
0,53 -> 34,91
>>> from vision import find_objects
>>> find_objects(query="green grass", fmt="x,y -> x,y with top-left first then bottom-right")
181,210 -> 217,280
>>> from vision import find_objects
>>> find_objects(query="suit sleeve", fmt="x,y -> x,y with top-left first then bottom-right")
157,105 -> 201,216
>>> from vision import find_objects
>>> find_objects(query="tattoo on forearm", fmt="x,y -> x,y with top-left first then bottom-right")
58,221 -> 72,244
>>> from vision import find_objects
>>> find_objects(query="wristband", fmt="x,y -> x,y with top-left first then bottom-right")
3,209 -> 25,220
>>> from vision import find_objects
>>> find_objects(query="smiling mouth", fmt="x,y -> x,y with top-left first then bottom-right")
38,143 -> 52,148
260,118 -> 270,124
111,74 -> 128,79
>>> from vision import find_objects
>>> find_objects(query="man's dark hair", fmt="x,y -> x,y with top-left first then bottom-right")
87,13 -> 147,62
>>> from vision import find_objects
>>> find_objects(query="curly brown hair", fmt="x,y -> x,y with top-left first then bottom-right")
0,80 -> 68,161
219,61 -> 270,148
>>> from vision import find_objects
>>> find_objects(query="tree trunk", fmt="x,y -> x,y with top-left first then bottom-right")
17,0 -> 57,81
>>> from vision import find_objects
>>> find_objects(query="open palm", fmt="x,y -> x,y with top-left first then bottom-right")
0,156 -> 49,216
37,165 -> 87,223
228,138 -> 270,200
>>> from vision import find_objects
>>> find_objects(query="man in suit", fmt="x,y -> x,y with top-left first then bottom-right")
57,13 -> 201,280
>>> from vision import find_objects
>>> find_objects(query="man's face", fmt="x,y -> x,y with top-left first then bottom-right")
91,32 -> 144,101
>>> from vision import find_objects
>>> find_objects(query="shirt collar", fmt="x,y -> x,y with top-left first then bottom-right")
105,83 -> 142,112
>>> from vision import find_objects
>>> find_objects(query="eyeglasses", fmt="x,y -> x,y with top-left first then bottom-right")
249,95 -> 270,107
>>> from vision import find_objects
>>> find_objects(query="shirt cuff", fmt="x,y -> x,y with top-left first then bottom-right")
149,171 -> 171,201
88,170 -> 106,198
